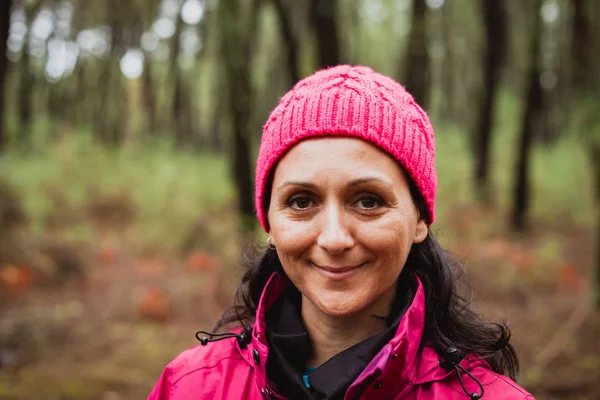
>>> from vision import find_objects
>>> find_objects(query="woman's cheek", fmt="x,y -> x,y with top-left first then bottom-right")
272,218 -> 316,250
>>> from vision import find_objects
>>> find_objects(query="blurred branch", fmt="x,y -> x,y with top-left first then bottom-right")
533,296 -> 590,370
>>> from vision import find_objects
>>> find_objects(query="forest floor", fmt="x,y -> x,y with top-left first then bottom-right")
0,201 -> 598,400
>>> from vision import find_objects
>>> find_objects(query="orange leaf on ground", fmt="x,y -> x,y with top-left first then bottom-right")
185,250 -> 220,273
0,264 -> 36,295
558,264 -> 584,293
137,287 -> 171,322
97,247 -> 117,265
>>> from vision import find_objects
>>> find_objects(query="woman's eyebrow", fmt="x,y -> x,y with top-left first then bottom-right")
275,181 -> 317,193
348,177 -> 391,187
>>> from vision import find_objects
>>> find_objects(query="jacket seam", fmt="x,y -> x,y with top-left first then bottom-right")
494,374 -> 533,396
171,355 -> 245,386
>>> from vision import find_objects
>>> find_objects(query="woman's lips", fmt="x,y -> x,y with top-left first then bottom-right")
312,262 -> 367,280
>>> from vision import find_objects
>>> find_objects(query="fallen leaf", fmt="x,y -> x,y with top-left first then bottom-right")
558,264 -> 584,293
137,287 -> 170,322
185,250 -> 220,273
0,264 -> 35,294
97,247 -> 117,266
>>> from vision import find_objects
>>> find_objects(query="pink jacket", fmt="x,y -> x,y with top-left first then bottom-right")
149,273 -> 534,399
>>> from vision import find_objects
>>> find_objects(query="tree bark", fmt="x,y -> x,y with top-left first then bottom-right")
403,0 -> 429,109
439,1 -> 455,122
571,0 -> 590,89
474,0 -> 507,204
0,0 -> 12,153
218,0 -> 261,231
142,54 -> 157,134
171,6 -> 191,148
309,0 -> 340,69
511,0 -> 543,231
570,0 -> 600,307
18,50 -> 34,147
272,0 -> 300,85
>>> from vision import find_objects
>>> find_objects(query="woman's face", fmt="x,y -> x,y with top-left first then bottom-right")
268,137 -> 428,319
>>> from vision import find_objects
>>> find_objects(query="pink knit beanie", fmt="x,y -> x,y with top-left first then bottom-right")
255,65 -> 437,232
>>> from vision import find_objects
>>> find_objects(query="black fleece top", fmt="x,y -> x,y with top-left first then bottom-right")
265,276 -> 416,400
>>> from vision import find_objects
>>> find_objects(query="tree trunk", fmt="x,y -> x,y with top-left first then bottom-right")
0,0 -> 12,153
218,0 -> 260,231
142,54 -> 157,134
403,0 -> 429,109
474,0 -> 507,204
439,1 -> 455,122
171,6 -> 190,148
272,0 -> 300,85
18,50 -> 34,148
592,142 -> 600,307
511,0 -> 543,231
309,0 -> 340,69
570,0 -> 600,307
571,0 -> 590,89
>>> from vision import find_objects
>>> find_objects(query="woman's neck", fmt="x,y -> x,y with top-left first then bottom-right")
301,290 -> 395,368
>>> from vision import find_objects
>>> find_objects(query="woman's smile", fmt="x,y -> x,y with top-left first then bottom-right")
311,261 -> 368,281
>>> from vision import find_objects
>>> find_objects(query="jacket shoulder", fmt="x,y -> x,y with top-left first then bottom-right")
443,364 -> 534,400
170,340 -> 244,381
148,339 -> 251,400
481,370 -> 535,400
409,356 -> 535,400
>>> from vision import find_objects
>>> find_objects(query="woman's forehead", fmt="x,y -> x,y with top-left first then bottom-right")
272,137 -> 406,185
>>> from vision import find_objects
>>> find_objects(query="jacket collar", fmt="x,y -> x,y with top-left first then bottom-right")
238,272 -> 487,398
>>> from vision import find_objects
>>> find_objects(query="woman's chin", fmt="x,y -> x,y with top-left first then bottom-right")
306,291 -> 370,318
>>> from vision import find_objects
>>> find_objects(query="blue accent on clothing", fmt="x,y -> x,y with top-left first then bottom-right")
302,367 -> 317,389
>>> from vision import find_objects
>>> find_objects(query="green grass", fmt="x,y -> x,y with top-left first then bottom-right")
1,127 -> 234,252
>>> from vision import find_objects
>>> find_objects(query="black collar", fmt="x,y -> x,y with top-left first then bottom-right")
265,276 -> 416,400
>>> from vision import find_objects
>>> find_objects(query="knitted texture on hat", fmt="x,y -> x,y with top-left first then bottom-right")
255,65 -> 436,232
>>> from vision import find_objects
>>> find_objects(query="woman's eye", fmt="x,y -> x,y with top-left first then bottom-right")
355,196 -> 383,210
287,196 -> 313,210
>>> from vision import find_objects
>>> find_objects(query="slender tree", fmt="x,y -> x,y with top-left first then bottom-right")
570,0 -> 600,307
272,0 -> 300,85
439,1 -> 455,122
218,0 -> 261,231
171,3 -> 190,147
0,0 -> 12,152
473,0 -> 507,203
309,0 -> 340,69
511,0 -> 543,231
403,0 -> 429,109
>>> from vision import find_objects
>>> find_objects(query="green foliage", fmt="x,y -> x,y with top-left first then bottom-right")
2,89 -> 593,253
434,90 -> 594,225
1,130 -> 233,251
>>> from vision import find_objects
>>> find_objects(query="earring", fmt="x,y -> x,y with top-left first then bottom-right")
266,237 -> 276,250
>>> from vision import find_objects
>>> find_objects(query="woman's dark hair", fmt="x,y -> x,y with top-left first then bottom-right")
214,182 -> 520,381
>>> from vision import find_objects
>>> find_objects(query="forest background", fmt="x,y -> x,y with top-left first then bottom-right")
0,0 -> 599,399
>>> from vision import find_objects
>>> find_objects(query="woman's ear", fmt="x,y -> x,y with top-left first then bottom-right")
413,218 -> 428,244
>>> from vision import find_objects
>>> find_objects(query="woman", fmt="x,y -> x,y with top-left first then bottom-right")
149,65 -> 534,399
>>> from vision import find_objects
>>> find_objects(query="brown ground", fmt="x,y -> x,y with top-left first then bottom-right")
0,204 -> 598,400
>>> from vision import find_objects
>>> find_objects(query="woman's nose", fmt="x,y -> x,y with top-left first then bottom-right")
316,204 -> 354,255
